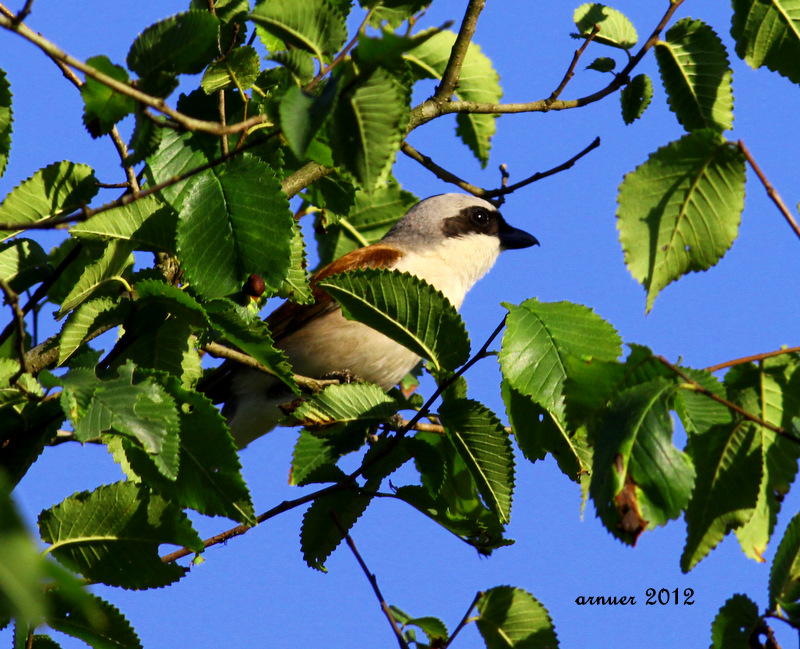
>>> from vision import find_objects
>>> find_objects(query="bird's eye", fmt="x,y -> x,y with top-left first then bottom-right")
470,208 -> 491,227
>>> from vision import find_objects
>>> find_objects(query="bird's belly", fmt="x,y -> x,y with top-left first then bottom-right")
278,310 -> 420,389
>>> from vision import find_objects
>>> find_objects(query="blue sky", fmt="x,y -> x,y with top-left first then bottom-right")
2,1 -> 799,647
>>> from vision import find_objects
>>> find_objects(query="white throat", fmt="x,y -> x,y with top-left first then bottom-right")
392,234 -> 502,308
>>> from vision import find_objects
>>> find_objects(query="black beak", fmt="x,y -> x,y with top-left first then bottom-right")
498,222 -> 539,250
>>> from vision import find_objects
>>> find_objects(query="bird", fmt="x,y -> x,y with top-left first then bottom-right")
204,193 -> 538,448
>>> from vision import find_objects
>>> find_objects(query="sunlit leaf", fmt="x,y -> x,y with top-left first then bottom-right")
617,130 -> 745,312
476,586 -> 559,649
574,3 -> 638,49
201,46 -> 261,94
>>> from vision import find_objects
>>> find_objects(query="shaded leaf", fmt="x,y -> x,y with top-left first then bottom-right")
709,594 -> 760,649
46,590 -> 142,649
249,0 -> 348,61
276,218 -> 313,303
0,162 -> 98,240
655,18 -> 734,133
58,297 -> 130,367
364,0 -> 430,28
620,73 -> 653,124
770,509 -> 800,621
439,398 -> 515,524
81,56 -> 135,138
476,586 -> 559,649
616,130 -> 745,312
38,481 -> 202,589
127,11 -> 220,78
0,238 -> 49,293
280,79 -> 339,160
319,268 -> 470,372
586,56 -> 616,72
731,0 -> 800,84
590,379 -> 695,545
0,67 -> 12,179
176,154 -> 293,299
328,66 -> 408,188
300,487 -> 371,571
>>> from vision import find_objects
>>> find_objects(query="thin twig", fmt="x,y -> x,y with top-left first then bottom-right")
545,25 -> 600,106
0,11 -> 269,137
445,591 -> 483,648
0,277 -> 31,379
435,0 -> 486,100
402,137 -> 600,202
737,140 -> 800,241
331,513 -> 409,649
12,0 -> 32,23
705,345 -> 800,374
656,355 -> 800,444
202,342 -> 340,392
305,9 -> 374,93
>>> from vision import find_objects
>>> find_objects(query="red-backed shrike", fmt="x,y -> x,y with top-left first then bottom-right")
206,193 -> 538,447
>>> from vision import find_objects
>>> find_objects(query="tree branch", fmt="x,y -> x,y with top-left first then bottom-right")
0,277 -> 31,380
445,591 -> 482,648
704,345 -> 800,374
435,0 -> 486,101
656,355 -> 800,444
545,25 -> 600,106
738,139 -> 800,242
331,513 -> 409,649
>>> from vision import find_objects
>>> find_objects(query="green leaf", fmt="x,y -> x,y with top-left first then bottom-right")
38,481 -> 202,589
70,195 -> 177,254
770,510 -> 800,621
292,382 -> 400,427
586,56 -> 616,72
207,305 -> 298,393
616,130 -> 745,312
319,268 -> 470,372
127,11 -> 220,78
0,476 -> 48,625
60,363 -> 181,480
390,607 -> 449,645
681,419 -> 761,572
268,49 -> 315,85
80,56 -> 135,138
248,0 -> 348,62
709,594 -> 760,649
280,79 -> 339,160
46,590 -> 142,649
145,129 -> 210,212
439,398 -> 514,524
314,181 -> 416,266
277,218 -> 312,303
290,429 -> 352,486
363,0 -> 430,28
0,238 -> 49,293
620,73 -> 653,124
503,381 -> 591,486
58,297 -> 130,366
730,357 -> 800,560
0,162 -> 98,240
56,240 -> 134,318
201,46 -> 261,94
674,368 -> 733,435
590,379 -> 695,545
115,377 -> 255,525
125,112 -> 164,168
176,155 -> 293,299
475,586 -> 559,649
655,18 -> 734,133
499,298 -> 622,419
300,487 -> 371,571
0,68 -> 12,179
731,0 -> 800,84
328,66 -> 409,188
573,3 -> 638,50
405,30 -> 502,166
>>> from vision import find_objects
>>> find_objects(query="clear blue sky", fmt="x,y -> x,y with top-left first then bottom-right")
2,1 -> 799,647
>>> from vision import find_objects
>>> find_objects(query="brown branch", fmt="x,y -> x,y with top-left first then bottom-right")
305,9 -> 375,93
0,277 -> 30,379
409,0 -> 685,130
435,0 -> 486,101
0,11 -> 269,137
331,513 -> 409,649
738,139 -> 800,242
545,25 -> 600,106
402,137 -> 600,201
656,355 -> 800,444
705,346 -> 800,374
